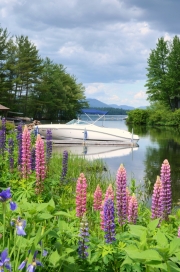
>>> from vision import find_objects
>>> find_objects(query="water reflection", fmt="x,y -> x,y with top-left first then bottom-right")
52,144 -> 139,160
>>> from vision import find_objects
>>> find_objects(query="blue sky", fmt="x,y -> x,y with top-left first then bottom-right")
0,0 -> 179,107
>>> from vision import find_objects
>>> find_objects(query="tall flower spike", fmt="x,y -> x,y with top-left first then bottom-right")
46,129 -> 52,165
126,187 -> 131,216
128,194 -> 138,224
0,118 -> 6,156
35,134 -> 46,194
8,138 -> 14,172
76,173 -> 87,217
100,184 -> 114,230
105,184 -> 114,201
104,198 -> 116,244
151,176 -> 163,220
116,164 -> 127,226
21,125 -> 31,179
160,159 -> 172,221
78,214 -> 89,258
93,184 -> 102,211
17,122 -> 23,166
60,150 -> 68,182
31,147 -> 36,171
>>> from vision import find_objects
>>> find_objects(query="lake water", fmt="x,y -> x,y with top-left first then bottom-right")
51,115 -> 180,203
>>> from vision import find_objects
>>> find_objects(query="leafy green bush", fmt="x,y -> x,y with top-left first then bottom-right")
0,120 -> 15,132
127,109 -> 149,124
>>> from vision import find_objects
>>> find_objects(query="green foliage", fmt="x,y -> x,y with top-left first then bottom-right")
0,120 -> 15,132
145,36 -> 180,110
127,109 -> 149,124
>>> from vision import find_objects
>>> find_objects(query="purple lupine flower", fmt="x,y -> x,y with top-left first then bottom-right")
0,249 -> 11,271
78,214 -> 89,258
17,123 -> 23,166
0,187 -> 17,210
11,217 -> 26,236
160,159 -> 172,221
128,194 -> 138,224
21,125 -> 31,179
151,176 -> 163,220
178,226 -> 180,238
0,118 -> 6,155
35,134 -> 46,194
104,198 -> 116,244
8,138 -> 14,171
116,164 -> 127,226
31,147 -> 36,171
46,129 -> 52,165
60,150 -> 68,182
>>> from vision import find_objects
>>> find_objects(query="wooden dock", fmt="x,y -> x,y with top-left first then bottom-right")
51,139 -> 138,147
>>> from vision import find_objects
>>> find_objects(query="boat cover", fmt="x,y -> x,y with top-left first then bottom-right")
81,109 -> 108,115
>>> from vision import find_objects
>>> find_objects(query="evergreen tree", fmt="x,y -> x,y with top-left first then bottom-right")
145,37 -> 171,108
0,27 -> 10,105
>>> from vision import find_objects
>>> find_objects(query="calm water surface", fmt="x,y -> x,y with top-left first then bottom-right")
51,115 -> 180,203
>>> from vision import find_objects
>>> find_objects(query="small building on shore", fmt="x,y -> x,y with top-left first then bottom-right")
0,104 -> 10,118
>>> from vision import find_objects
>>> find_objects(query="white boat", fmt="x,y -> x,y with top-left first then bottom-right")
37,109 -> 139,145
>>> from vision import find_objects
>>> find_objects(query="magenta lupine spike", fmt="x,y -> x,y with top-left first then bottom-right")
76,173 -> 87,217
93,184 -> 102,211
128,194 -> 138,224
178,226 -> 180,238
100,184 -> 114,230
126,187 -> 131,216
116,164 -> 127,226
35,134 -> 46,194
160,159 -> 172,221
21,125 -> 31,179
151,176 -> 163,220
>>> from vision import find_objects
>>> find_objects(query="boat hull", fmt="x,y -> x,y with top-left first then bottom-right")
37,124 -> 139,144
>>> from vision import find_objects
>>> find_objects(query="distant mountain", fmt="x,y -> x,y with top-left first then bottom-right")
87,98 -> 146,110
108,104 -> 135,110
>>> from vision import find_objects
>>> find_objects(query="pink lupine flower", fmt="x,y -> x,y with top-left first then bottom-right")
93,184 -> 102,211
116,164 -> 127,226
35,134 -> 46,194
76,173 -> 87,217
100,184 -> 114,230
21,125 -> 31,179
178,226 -> 180,238
160,159 -> 171,221
105,184 -> 114,201
128,194 -> 138,224
151,176 -> 163,220
126,187 -> 131,216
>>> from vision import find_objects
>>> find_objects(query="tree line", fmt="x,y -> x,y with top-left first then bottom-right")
146,35 -> 180,110
0,26 -> 88,120
91,107 -> 129,115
